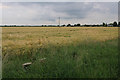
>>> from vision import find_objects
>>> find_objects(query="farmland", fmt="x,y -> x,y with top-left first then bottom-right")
2,27 -> 118,78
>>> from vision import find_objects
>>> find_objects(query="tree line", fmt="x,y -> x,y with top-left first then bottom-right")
64,21 -> 119,27
1,21 -> 120,27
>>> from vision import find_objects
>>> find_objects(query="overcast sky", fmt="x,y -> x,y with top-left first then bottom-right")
1,0 -> 120,2
1,2 -> 118,25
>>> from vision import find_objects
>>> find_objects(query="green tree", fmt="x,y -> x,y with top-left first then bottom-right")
103,22 -> 106,26
76,24 -> 81,26
113,21 -> 117,27
62,24 -> 66,27
118,22 -> 120,27
67,24 -> 71,27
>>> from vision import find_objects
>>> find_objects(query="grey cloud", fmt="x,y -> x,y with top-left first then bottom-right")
29,2 -> 94,20
2,2 -> 118,25
1,0 -> 120,2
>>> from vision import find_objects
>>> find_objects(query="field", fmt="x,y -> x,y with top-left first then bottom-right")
2,27 -> 118,78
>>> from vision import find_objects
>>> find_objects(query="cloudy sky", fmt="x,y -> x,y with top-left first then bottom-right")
1,0 -> 120,2
1,2 -> 118,25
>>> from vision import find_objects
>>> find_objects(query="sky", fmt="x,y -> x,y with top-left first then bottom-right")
1,0 -> 120,2
0,2 -> 118,25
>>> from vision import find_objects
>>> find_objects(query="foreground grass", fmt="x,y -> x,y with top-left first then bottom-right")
3,38 -> 118,78
2,27 -> 118,78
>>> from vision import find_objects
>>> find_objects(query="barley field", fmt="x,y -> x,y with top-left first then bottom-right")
2,27 -> 118,78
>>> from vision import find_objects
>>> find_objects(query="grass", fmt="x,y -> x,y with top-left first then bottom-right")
2,27 -> 118,78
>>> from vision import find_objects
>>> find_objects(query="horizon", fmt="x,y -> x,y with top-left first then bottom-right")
0,21 -> 118,26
